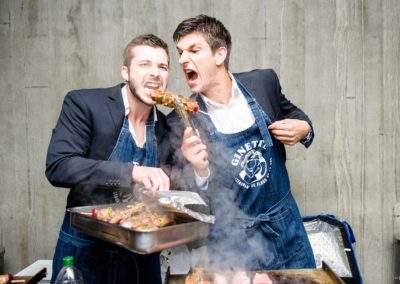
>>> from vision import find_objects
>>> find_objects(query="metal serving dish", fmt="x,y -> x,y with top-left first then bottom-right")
68,202 -> 209,254
165,262 -> 344,284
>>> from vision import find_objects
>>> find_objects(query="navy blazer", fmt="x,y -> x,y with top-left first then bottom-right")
166,69 -> 313,190
236,69 -> 313,142
235,69 -> 314,156
45,84 -> 169,207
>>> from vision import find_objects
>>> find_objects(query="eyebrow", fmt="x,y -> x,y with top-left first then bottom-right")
137,59 -> 168,66
176,42 -> 202,52
137,59 -> 152,64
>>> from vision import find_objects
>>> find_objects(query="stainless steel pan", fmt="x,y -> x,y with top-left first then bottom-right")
68,202 -> 209,254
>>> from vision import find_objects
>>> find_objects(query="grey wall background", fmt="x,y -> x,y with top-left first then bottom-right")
0,0 -> 399,283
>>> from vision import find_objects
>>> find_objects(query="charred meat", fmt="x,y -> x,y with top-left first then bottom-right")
151,89 -> 199,114
90,203 -> 174,230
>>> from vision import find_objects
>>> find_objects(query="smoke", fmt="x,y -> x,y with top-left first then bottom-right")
165,111 -> 277,272
204,184 -> 275,272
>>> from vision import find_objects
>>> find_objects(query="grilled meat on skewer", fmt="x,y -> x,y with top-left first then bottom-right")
151,89 -> 199,114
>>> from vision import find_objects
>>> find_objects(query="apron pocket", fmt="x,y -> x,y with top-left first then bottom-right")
267,204 -> 309,267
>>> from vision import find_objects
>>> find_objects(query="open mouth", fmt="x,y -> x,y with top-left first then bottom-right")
145,82 -> 161,90
185,69 -> 198,85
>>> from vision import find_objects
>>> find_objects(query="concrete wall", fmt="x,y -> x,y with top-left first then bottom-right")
0,0 -> 399,283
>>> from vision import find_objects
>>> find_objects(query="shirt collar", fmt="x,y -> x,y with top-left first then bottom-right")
121,84 -> 158,122
122,85 -> 130,116
200,72 -> 242,109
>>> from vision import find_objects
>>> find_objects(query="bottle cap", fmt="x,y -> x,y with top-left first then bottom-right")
62,256 -> 74,267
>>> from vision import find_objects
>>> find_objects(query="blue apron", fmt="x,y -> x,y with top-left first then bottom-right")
108,116 -> 157,202
51,113 -> 161,284
198,80 -> 316,270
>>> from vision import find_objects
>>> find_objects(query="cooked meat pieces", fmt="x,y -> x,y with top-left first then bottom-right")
186,269 -> 253,284
185,268 -> 211,284
0,274 -> 12,284
184,269 -> 320,284
151,89 -> 174,107
212,273 -> 228,284
231,271 -> 251,284
253,272 -> 273,284
91,203 -> 174,230
151,89 -> 199,114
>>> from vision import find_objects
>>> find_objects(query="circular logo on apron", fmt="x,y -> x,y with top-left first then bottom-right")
232,141 -> 272,189
239,150 -> 267,183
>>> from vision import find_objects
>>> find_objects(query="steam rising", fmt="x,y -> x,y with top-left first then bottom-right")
166,117 -> 275,272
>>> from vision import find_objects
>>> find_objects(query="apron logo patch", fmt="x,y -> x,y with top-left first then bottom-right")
231,140 -> 272,189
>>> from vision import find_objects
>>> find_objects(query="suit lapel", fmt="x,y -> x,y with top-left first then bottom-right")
107,84 -> 125,131
234,72 -> 277,121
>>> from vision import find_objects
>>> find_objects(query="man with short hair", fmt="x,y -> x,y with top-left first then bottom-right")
168,15 -> 316,270
46,34 -> 170,284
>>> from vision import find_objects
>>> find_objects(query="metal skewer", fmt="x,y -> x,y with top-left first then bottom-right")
173,96 -> 198,137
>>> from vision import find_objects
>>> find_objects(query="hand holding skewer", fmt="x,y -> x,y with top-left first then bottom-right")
181,127 -> 209,177
150,89 -> 209,177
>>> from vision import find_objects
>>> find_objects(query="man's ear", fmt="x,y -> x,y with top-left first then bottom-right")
121,66 -> 129,81
215,46 -> 228,66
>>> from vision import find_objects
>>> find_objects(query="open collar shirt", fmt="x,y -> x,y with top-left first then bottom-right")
200,73 -> 255,134
121,85 -> 157,147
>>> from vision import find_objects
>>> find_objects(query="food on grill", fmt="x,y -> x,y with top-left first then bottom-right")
183,268 -> 322,284
267,272 -> 320,284
185,267 -> 211,284
151,89 -> 199,114
253,272 -> 273,284
90,203 -> 174,230
0,274 -> 13,284
231,271 -> 251,284
185,270 -> 253,284
212,273 -> 228,284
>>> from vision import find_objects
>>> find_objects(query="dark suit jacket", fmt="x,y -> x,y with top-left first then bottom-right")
235,69 -> 313,136
235,69 -> 314,159
45,83 -> 169,207
166,69 -> 313,191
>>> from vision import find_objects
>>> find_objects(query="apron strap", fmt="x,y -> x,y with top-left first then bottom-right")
235,79 -> 273,147
243,213 -> 279,237
241,191 -> 291,237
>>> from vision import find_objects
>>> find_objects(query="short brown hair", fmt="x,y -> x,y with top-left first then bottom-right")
123,34 -> 169,67
173,15 -> 232,69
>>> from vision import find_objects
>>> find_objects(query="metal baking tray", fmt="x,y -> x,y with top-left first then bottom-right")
68,202 -> 209,254
165,262 -> 344,284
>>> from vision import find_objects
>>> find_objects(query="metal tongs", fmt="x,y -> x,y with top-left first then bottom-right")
173,95 -> 198,136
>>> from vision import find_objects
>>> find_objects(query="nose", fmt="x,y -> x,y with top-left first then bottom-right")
149,64 -> 161,77
178,50 -> 189,65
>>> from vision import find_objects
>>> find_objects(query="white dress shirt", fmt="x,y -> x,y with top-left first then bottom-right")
122,85 -> 157,148
196,74 -> 255,189
200,73 -> 255,133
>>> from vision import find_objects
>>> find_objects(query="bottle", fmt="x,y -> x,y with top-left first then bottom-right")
54,256 -> 84,284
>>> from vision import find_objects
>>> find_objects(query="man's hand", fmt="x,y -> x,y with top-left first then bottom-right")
131,166 -> 170,191
181,127 -> 209,177
268,119 -> 311,145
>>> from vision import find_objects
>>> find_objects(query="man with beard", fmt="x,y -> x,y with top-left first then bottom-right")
46,34 -> 170,284
167,15 -> 316,271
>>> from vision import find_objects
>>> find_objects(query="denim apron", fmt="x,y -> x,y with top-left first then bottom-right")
108,116 -> 157,202
51,115 -> 161,284
199,80 -> 316,270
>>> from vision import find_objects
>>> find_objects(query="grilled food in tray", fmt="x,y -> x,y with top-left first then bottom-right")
166,262 -> 344,284
68,200 -> 210,254
89,202 -> 174,230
